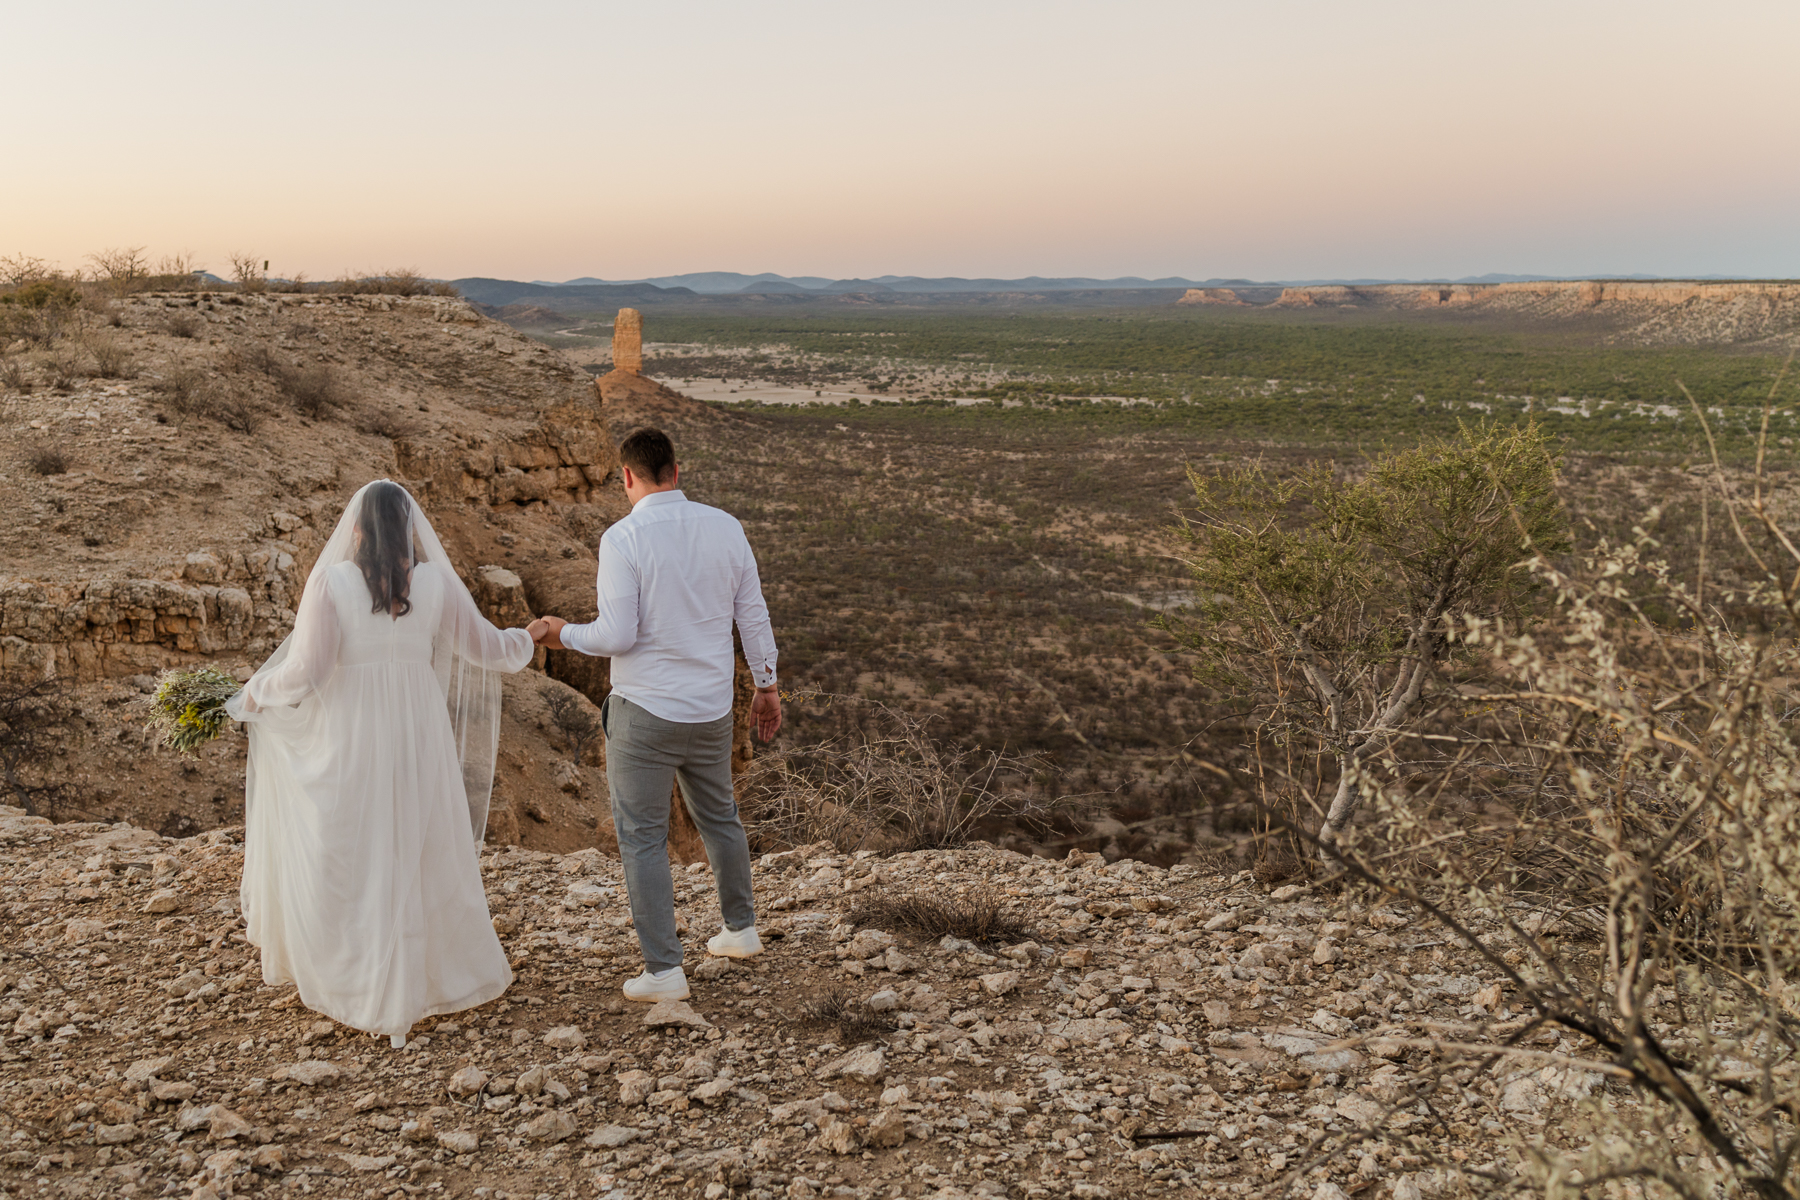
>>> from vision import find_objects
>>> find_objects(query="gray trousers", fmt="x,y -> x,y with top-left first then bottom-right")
602,694 -> 755,974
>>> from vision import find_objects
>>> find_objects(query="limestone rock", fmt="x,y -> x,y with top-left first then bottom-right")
124,1056 -> 174,1083
819,1047 -> 884,1083
63,918 -> 106,943
142,889 -> 181,914
437,1129 -> 479,1154
519,1109 -> 575,1142
643,999 -> 712,1030
612,308 -> 643,374
817,1115 -> 860,1155
585,1124 -> 642,1149
847,929 -> 895,959
94,1122 -> 139,1145
339,1153 -> 398,1172
979,970 -> 1020,996
165,970 -> 208,997
284,1060 -> 341,1086
446,1066 -> 488,1096
617,1069 -> 654,1106
543,1025 -> 586,1050
208,1106 -> 254,1140
866,1106 -> 907,1148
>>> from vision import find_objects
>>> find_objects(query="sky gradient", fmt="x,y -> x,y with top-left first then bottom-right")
8,0 -> 1798,283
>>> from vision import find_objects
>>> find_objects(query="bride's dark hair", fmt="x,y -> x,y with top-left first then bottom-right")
355,480 -> 415,617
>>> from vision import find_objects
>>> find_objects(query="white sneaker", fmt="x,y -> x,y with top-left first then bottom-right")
707,925 -> 763,958
623,966 -> 690,1002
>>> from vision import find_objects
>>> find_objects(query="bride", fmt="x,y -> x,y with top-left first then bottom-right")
225,480 -> 535,1047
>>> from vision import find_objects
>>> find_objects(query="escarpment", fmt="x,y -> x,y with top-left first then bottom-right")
0,293 -> 754,856
1189,278 -> 1800,346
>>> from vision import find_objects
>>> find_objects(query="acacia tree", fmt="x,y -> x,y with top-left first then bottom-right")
1168,421 -> 1569,858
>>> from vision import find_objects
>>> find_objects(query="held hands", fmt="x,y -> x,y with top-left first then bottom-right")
750,686 -> 782,742
527,616 -> 568,650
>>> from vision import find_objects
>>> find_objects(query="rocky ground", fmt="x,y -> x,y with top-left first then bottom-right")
0,804 -> 1602,1200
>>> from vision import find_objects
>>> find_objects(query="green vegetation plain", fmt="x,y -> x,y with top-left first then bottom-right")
531,304 -> 1798,863
622,307 -> 1799,459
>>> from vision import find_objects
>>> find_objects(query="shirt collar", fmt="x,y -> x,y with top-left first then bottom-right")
633,489 -> 687,510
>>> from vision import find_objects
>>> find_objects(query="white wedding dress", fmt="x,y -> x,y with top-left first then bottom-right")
228,486 -> 534,1039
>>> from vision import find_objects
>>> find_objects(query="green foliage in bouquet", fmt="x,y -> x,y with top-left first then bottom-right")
145,667 -> 242,755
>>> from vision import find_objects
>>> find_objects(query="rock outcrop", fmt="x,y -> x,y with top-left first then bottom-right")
611,307 -> 643,374
1176,288 -> 1247,306
0,289 -> 760,857
1247,280 -> 1800,345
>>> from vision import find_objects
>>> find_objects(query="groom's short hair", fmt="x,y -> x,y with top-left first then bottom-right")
619,427 -> 676,484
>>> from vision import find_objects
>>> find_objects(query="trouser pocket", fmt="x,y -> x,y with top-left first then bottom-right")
600,693 -> 612,739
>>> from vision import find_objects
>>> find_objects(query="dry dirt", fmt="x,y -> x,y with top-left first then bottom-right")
0,804 -> 1611,1200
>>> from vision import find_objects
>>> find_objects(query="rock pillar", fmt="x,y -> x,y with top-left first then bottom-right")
612,308 -> 643,375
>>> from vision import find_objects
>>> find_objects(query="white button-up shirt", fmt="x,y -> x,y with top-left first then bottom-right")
558,490 -> 778,723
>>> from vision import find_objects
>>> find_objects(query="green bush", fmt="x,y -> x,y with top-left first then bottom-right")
0,279 -> 83,344
1164,420 -> 1570,857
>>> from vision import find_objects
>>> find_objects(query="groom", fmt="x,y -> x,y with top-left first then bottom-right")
529,427 -> 781,1001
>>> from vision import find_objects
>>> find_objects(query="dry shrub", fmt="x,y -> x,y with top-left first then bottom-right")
85,246 -> 149,295
85,333 -> 134,379
277,361 -> 341,417
798,985 -> 900,1044
0,674 -> 77,816
743,696 -> 1087,853
541,684 -> 599,765
45,345 -> 81,391
354,405 -> 424,440
0,278 -> 83,344
162,311 -> 203,339
330,268 -> 457,297
25,440 -> 69,476
847,885 -> 1033,945
228,341 -> 285,377
1302,381 -> 1800,1196
228,251 -> 266,294
216,395 -> 262,434
0,355 -> 29,392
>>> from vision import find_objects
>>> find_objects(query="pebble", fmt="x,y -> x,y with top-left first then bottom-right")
438,1129 -> 480,1154
518,1109 -> 576,1142
447,1065 -> 488,1095
642,998 -> 712,1030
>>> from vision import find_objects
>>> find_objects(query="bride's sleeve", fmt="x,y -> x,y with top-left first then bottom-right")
439,568 -> 535,672
244,574 -> 342,708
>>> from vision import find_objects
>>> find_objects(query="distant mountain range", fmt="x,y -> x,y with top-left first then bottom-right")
450,271 -> 1762,309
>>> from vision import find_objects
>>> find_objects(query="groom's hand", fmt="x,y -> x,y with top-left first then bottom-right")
529,616 -> 568,650
750,686 -> 782,742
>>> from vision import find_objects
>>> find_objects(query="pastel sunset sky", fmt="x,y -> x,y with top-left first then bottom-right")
9,0 -> 1798,282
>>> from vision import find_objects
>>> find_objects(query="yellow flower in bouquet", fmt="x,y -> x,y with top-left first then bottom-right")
145,667 -> 242,755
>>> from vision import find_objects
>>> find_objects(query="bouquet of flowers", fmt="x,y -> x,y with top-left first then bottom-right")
145,667 -> 243,755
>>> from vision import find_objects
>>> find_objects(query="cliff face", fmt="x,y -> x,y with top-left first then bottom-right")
0,291 -> 762,854
1247,280 -> 1800,344
1174,288 -> 1246,307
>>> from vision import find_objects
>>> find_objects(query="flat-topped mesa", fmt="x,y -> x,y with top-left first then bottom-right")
1176,288 -> 1247,306
612,308 -> 644,375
